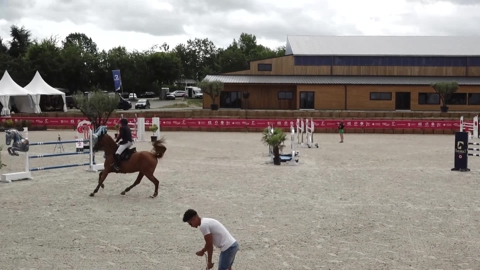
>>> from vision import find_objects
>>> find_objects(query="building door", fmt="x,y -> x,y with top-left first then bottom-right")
299,91 -> 315,109
395,92 -> 411,110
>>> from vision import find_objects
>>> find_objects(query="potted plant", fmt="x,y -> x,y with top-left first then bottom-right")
431,81 -> 459,113
114,123 -> 119,139
149,124 -> 159,142
4,119 -> 14,129
198,79 -> 223,110
261,127 -> 287,165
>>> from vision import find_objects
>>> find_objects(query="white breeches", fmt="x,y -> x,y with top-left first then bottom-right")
116,141 -> 133,155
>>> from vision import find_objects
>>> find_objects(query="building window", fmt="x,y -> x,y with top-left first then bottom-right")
294,56 -> 332,66
370,92 -> 392,100
446,93 -> 467,105
418,93 -> 440,104
278,91 -> 293,100
220,91 -> 242,108
468,93 -> 480,105
333,56 -> 467,67
299,91 -> 314,109
258,63 -> 272,71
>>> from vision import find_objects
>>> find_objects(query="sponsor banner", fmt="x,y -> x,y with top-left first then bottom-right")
0,117 -> 461,130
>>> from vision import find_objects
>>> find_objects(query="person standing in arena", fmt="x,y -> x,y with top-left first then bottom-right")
338,121 -> 345,143
183,209 -> 239,270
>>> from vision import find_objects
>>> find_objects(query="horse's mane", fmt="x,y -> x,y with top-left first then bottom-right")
7,129 -> 23,142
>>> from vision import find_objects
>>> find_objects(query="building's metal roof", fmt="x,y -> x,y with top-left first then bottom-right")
285,36 -> 480,56
204,75 -> 480,86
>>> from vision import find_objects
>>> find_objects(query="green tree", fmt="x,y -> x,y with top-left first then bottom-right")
62,33 -> 100,92
8,25 -> 32,58
146,51 -> 182,86
198,79 -> 223,110
25,36 -> 64,87
74,90 -> 120,129
430,81 -> 460,112
261,127 -> 287,166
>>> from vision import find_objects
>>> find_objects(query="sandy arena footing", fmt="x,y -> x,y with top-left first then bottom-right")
1,131 -> 480,269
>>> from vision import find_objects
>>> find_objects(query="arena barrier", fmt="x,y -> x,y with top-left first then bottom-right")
1,127 -> 104,183
459,116 -> 478,140
451,131 -> 480,172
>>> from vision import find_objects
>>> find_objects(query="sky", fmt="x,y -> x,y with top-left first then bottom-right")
0,0 -> 478,52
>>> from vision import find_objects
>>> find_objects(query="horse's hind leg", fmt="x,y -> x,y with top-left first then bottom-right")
144,172 -> 159,198
121,172 -> 144,195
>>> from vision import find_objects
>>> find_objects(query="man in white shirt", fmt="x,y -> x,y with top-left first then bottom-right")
183,209 -> 239,270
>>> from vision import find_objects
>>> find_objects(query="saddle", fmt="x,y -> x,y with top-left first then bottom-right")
119,147 -> 137,161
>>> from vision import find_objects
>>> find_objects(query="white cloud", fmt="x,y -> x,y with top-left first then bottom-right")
0,0 -> 479,52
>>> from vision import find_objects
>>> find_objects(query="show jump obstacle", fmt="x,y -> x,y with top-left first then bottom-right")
460,116 -> 479,139
118,114 -> 160,142
1,127 -> 104,183
296,118 -> 318,148
451,131 -> 480,172
265,123 -> 299,165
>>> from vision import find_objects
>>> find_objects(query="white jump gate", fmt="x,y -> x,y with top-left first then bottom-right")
1,128 -> 103,183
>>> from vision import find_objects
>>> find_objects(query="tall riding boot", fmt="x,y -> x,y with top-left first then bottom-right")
111,154 -> 121,172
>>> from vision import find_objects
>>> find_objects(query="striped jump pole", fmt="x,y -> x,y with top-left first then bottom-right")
459,116 -> 479,139
1,128 -> 104,183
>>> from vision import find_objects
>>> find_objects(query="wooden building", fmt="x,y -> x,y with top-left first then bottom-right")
203,36 -> 480,111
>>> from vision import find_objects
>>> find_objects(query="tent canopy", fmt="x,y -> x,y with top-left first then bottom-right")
24,71 -> 67,112
0,71 -> 32,96
25,71 -> 67,95
0,71 -> 38,115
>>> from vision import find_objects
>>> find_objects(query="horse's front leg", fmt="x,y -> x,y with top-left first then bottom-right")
90,170 -> 109,197
98,172 -> 104,189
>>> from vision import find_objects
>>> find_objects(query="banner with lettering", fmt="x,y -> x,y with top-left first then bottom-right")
0,117 -> 461,130
112,70 -> 122,92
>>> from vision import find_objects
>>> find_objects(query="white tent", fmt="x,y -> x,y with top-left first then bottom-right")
24,71 -> 67,112
0,71 -> 37,116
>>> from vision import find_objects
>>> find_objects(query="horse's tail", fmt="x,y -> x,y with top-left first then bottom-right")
151,137 -> 167,159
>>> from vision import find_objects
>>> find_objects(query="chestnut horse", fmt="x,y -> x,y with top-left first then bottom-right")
90,126 -> 167,198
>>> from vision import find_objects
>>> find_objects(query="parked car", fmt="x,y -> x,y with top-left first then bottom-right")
172,90 -> 186,97
135,99 -> 150,109
118,97 -> 132,110
143,92 -> 155,98
129,93 -> 138,100
165,92 -> 176,100
121,92 -> 130,99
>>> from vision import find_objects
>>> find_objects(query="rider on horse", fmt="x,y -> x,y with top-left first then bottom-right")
112,118 -> 133,172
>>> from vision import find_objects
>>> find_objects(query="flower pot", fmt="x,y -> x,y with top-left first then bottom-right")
440,105 -> 449,113
273,156 -> 281,165
151,136 -> 157,142
210,104 -> 219,110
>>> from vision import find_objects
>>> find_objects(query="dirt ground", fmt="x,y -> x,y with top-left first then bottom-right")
1,130 -> 480,270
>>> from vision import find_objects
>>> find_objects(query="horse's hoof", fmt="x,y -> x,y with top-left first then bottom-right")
150,194 -> 157,198
121,191 -> 126,195
89,193 -> 95,197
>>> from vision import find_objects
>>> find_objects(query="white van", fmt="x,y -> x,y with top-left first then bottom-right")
186,86 -> 203,99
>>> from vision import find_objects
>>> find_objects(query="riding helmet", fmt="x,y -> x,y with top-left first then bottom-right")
120,118 -> 128,126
